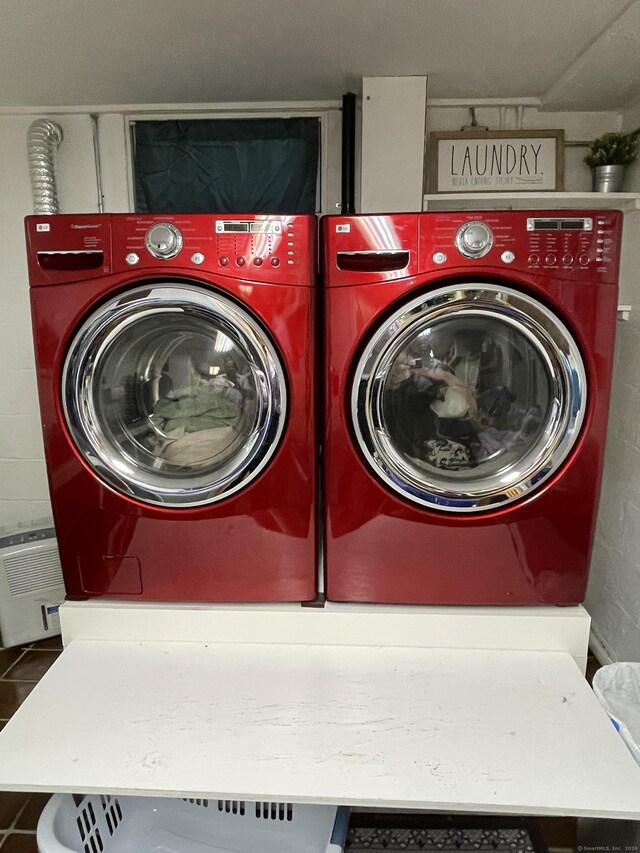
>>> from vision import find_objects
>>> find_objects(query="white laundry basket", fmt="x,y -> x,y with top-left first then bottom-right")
37,794 -> 350,853
592,661 -> 640,766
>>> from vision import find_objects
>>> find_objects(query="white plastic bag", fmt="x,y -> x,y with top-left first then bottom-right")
592,662 -> 640,765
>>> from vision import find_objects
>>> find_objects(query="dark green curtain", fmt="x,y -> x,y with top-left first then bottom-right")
133,118 -> 320,214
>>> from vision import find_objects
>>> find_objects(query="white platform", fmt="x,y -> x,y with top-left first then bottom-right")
0,601 -> 639,819
59,600 -> 593,672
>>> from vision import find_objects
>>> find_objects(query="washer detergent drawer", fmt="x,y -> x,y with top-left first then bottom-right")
0,603 -> 638,819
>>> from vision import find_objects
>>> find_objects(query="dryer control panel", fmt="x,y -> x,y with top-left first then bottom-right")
323,210 -> 623,287
422,210 -> 622,285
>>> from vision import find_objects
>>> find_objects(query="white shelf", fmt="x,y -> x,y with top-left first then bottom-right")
423,192 -> 640,212
1,638 -> 640,819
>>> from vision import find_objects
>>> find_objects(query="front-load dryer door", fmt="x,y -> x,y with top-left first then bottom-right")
352,283 -> 586,513
63,282 -> 287,507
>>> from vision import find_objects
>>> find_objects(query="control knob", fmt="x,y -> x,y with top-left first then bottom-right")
455,221 -> 493,259
145,223 -> 183,260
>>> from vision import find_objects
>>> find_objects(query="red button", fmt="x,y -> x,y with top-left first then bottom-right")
236,257 -> 246,266
253,257 -> 263,266
219,256 -> 229,266
270,257 -> 280,267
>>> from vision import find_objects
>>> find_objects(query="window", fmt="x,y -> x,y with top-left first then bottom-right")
132,117 -> 320,215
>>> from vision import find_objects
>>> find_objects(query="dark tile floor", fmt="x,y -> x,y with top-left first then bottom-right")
0,634 -> 62,851
0,637 -> 606,853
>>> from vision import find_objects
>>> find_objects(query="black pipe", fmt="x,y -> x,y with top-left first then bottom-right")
341,92 -> 356,214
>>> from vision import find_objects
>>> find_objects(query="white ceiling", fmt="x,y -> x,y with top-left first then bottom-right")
1,0 -> 639,110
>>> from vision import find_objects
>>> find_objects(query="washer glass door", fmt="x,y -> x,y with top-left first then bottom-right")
352,283 -> 586,512
63,283 -> 287,507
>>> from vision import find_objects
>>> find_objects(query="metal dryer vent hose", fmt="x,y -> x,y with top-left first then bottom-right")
27,119 -> 64,214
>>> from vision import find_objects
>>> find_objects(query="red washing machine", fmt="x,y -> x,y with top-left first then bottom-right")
26,213 -> 317,602
322,210 -> 622,605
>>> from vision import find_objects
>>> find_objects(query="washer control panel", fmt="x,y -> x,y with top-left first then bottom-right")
25,214 -> 316,287
111,214 -> 315,285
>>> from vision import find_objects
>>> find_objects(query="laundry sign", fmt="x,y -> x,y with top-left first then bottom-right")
429,130 -> 564,193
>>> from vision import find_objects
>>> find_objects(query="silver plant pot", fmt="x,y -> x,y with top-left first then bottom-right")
593,164 -> 625,192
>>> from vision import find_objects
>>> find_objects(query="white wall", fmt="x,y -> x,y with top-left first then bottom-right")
585,99 -> 640,662
0,114 -> 100,534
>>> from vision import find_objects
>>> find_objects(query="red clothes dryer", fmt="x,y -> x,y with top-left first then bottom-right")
27,213 -> 317,602
322,210 -> 622,605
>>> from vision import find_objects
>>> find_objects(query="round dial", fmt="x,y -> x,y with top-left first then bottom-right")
455,221 -> 494,259
145,223 -> 183,260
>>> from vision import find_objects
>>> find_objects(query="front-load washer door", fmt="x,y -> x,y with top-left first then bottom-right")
352,283 -> 586,513
63,282 -> 287,508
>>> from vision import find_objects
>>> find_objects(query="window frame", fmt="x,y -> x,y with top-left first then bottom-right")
123,105 -> 340,216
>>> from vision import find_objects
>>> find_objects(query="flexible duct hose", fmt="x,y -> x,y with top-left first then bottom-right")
27,119 -> 64,214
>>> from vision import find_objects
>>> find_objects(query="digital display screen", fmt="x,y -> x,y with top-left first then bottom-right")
251,222 -> 276,233
529,218 -> 591,232
223,223 -> 249,233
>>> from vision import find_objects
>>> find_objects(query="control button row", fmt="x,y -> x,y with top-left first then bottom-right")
528,253 -> 590,266
218,256 -> 281,267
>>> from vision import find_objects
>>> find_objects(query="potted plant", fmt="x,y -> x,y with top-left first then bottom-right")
584,128 -> 640,192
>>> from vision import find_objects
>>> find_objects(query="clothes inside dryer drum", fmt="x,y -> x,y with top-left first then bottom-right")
352,283 -> 587,512
382,315 -> 551,483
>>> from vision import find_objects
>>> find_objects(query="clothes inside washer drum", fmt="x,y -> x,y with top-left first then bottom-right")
159,426 -> 237,467
152,386 -> 239,433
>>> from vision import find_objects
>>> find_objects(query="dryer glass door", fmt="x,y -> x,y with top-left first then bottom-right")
352,283 -> 586,512
63,283 -> 287,507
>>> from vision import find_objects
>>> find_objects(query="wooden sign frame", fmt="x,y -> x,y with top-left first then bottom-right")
429,130 -> 565,193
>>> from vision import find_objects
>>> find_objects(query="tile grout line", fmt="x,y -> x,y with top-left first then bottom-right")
1,646 -> 62,683
0,648 -> 30,680
10,794 -> 35,834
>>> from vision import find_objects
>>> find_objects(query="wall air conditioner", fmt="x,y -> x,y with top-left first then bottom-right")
0,526 -> 65,648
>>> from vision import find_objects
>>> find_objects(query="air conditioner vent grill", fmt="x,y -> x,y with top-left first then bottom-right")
4,549 -> 63,596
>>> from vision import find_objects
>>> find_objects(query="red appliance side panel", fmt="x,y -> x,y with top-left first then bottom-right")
30,272 -> 317,602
